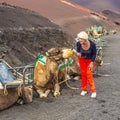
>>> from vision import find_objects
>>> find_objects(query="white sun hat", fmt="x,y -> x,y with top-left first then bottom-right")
77,31 -> 88,40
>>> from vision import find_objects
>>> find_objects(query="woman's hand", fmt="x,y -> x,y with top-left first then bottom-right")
88,61 -> 94,70
77,52 -> 81,57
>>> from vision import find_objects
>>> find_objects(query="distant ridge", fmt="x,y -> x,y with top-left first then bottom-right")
69,0 -> 120,13
60,0 -> 107,20
102,10 -> 120,26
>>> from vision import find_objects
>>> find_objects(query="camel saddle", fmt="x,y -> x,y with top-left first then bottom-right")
35,53 -> 73,70
0,63 -> 23,89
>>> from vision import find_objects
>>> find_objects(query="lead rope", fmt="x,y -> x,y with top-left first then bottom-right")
17,83 -> 22,96
3,84 -> 8,95
59,59 -> 79,90
65,59 -> 79,90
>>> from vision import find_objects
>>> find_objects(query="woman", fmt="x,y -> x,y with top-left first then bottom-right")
76,31 -> 97,98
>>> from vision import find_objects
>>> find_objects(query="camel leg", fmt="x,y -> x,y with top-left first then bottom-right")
53,71 -> 61,97
44,89 -> 51,97
54,82 -> 60,97
36,88 -> 46,98
37,88 -> 51,98
33,85 -> 47,98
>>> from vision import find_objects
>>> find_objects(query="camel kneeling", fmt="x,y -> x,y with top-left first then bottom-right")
34,48 -> 64,98
0,85 -> 33,110
0,61 -> 33,110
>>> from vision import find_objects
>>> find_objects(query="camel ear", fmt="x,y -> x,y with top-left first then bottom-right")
72,49 -> 77,53
46,52 -> 49,56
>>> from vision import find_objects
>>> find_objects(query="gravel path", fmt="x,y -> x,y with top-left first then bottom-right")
0,32 -> 120,120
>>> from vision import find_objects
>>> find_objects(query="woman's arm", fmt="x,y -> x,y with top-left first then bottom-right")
91,42 -> 97,62
76,42 -> 81,57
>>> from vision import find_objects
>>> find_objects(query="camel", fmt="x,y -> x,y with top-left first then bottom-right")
0,61 -> 33,111
0,86 -> 33,111
34,48 -> 64,98
62,48 -> 80,78
61,48 -> 103,76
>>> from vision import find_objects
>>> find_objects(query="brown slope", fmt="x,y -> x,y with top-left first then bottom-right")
0,0 -> 92,36
0,3 -> 59,28
0,0 -> 119,36
0,0 -> 89,21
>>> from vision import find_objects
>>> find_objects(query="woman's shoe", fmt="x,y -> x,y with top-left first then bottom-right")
91,92 -> 96,98
80,91 -> 87,96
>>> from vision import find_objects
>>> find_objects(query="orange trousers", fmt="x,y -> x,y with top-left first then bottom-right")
78,58 -> 96,93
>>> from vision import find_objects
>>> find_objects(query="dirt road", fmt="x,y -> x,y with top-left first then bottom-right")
0,32 -> 120,120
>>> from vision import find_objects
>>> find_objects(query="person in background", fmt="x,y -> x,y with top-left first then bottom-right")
76,31 -> 97,98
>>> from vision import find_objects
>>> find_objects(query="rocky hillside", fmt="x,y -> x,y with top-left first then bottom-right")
0,3 -> 74,66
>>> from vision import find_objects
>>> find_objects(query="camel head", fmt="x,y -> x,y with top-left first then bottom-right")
62,48 -> 78,61
46,48 -> 63,65
61,48 -> 80,77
